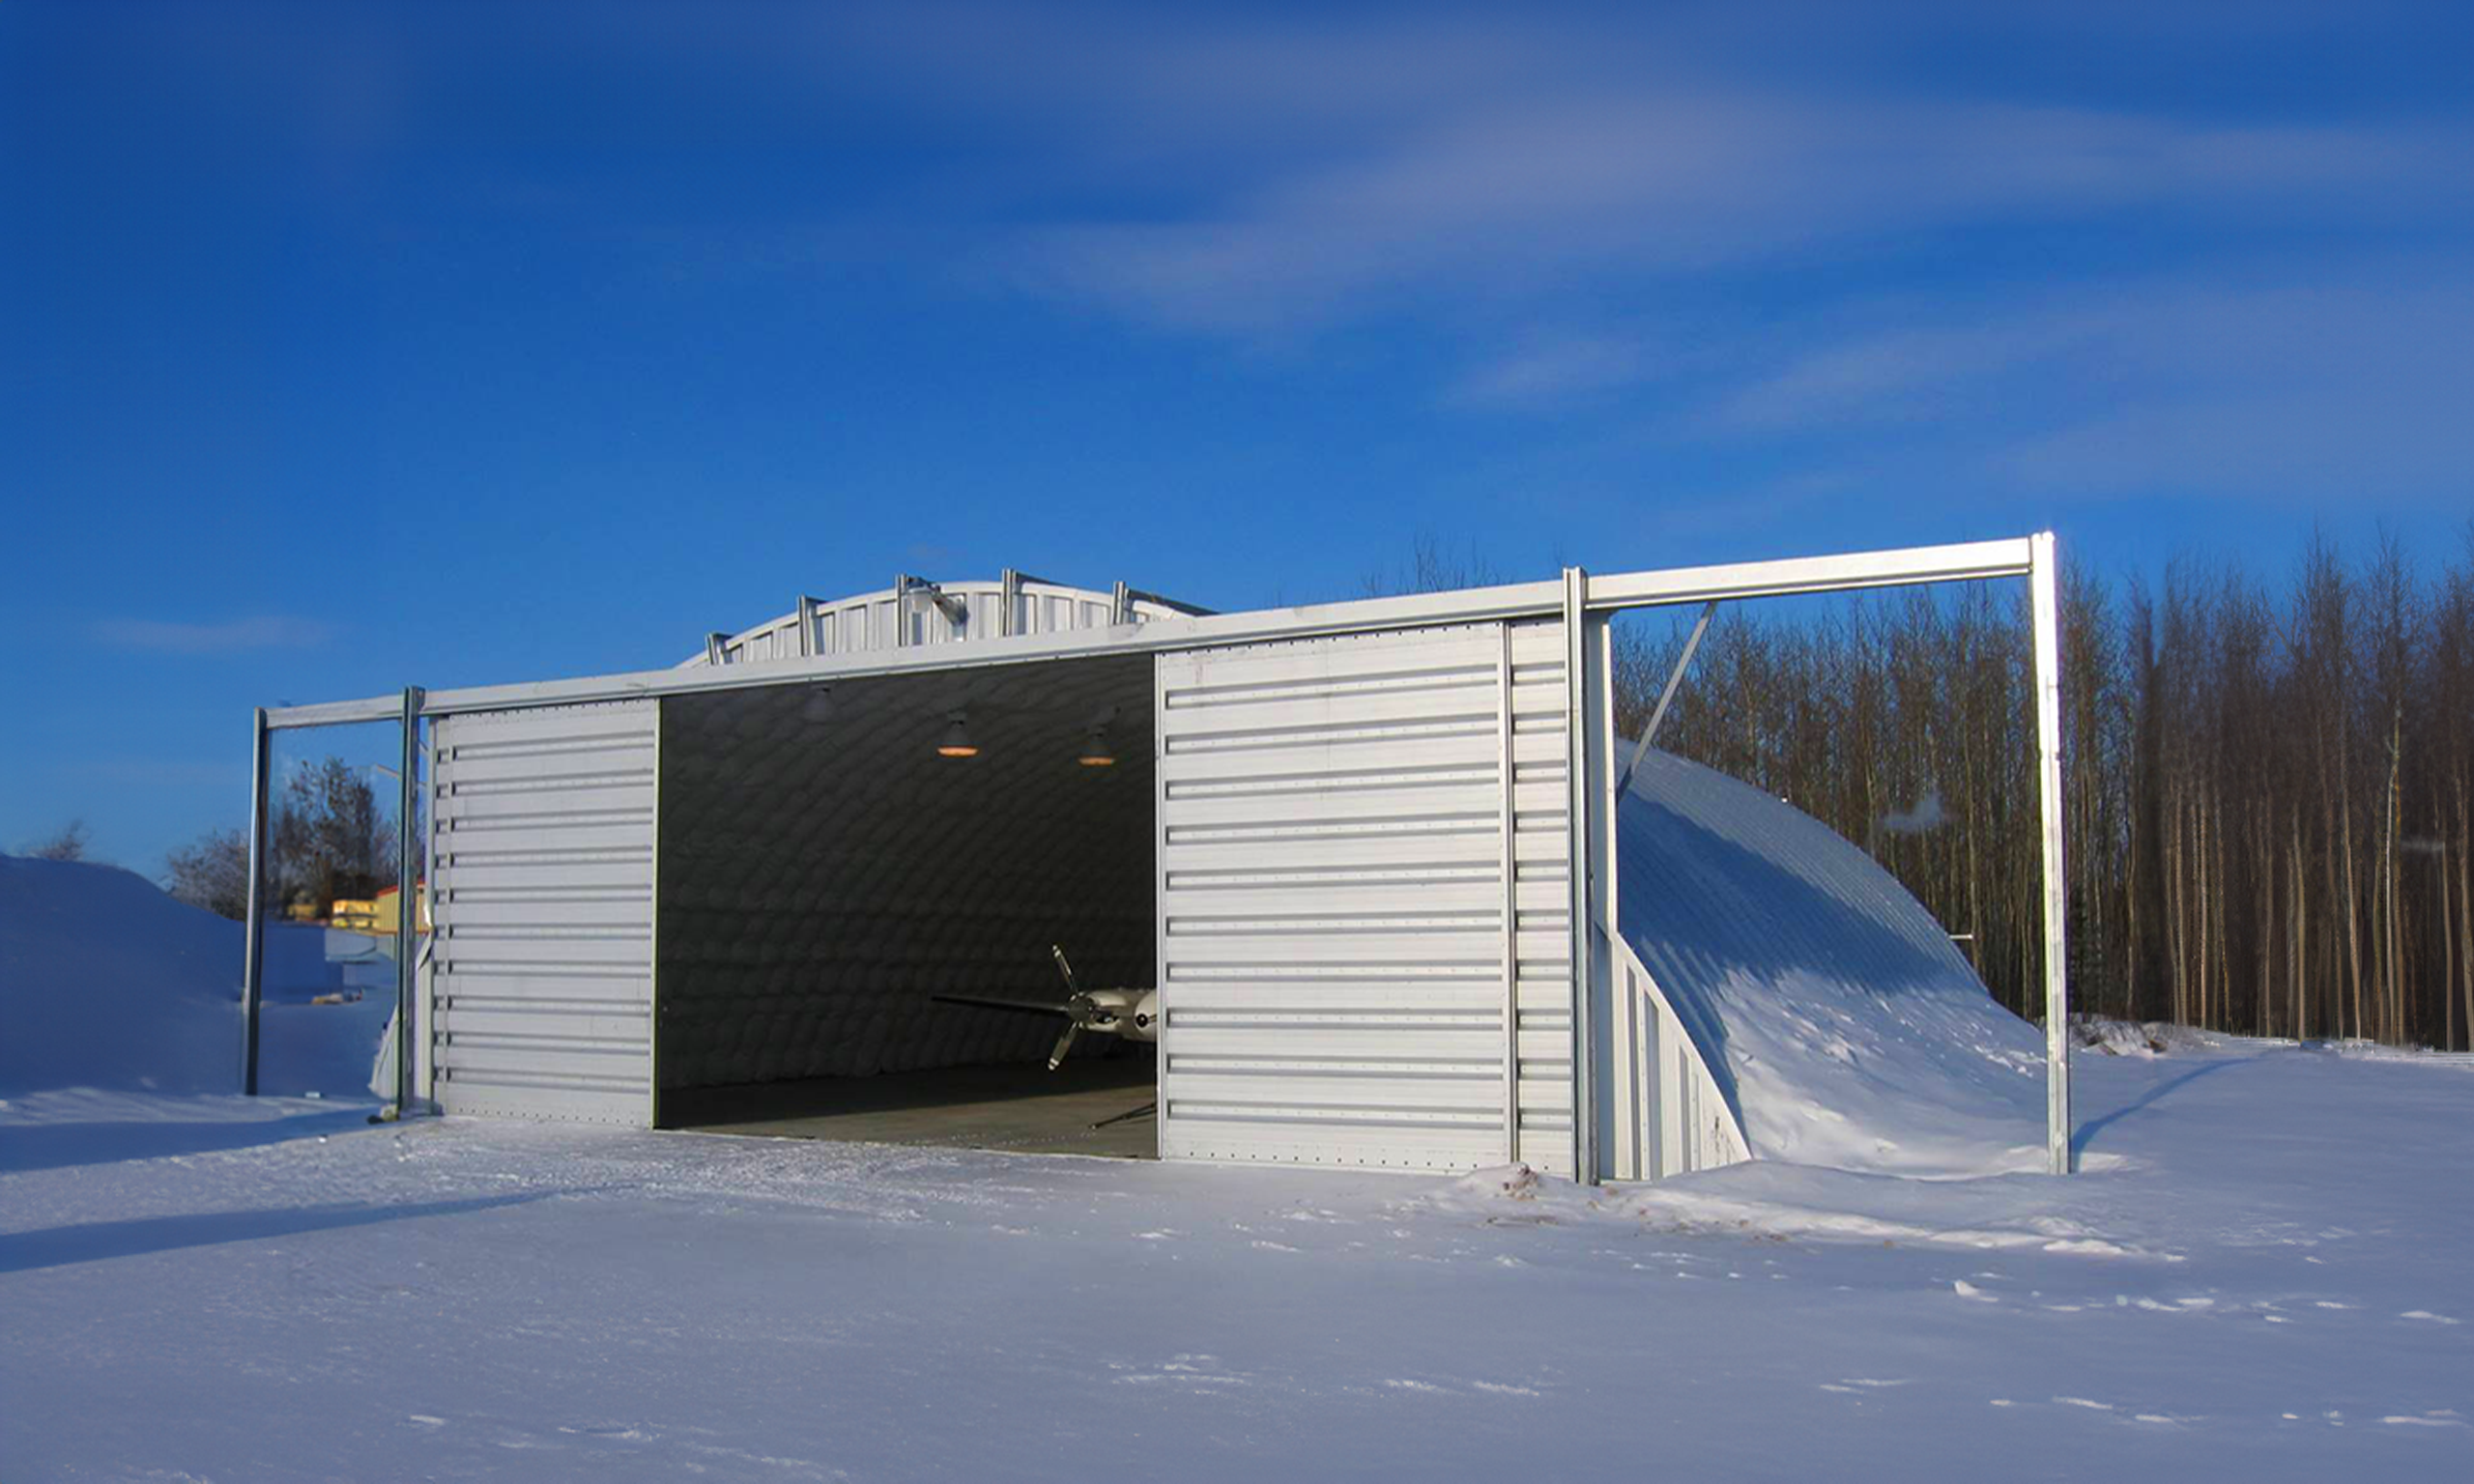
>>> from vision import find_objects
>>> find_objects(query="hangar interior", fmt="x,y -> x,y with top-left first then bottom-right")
653,651 -> 1162,1156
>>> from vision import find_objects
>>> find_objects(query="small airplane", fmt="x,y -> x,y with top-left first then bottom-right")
934,945 -> 1159,1071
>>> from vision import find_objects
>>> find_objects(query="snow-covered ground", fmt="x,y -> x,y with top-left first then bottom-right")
5,860 -> 2472,1480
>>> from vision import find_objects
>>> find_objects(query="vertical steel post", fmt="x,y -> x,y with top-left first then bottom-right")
1563,567 -> 1597,1184
241,707 -> 272,1096
393,687 -> 424,1120
1496,624 -> 1520,1164
2030,533 -> 2073,1174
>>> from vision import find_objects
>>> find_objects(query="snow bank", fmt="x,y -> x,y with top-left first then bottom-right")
1698,965 -> 2047,1176
0,854 -> 388,1099
0,855 -> 243,1095
2073,1017 -> 2247,1059
1617,751 -> 2047,1178
1424,1158 -> 2161,1257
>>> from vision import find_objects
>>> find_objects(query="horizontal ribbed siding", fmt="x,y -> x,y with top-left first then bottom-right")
427,700 -> 657,1126
1506,618 -> 1575,1173
1157,622 -> 1573,1174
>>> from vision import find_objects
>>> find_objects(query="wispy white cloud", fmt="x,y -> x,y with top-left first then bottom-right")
992,67 -> 2467,340
1703,274 -> 2474,501
1449,333 -> 1654,409
93,616 -> 333,653
652,3 -> 2474,506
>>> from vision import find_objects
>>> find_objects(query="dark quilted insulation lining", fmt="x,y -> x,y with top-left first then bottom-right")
657,654 -> 1156,1090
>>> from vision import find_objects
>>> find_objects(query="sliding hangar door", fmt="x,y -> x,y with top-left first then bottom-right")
416,621 -> 1596,1176
417,700 -> 661,1125
1154,620 -> 1582,1176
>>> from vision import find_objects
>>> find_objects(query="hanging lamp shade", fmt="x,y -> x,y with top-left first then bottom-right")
936,711 -> 978,758
1077,722 -> 1116,767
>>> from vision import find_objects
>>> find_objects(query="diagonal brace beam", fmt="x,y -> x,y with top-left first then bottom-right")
1616,600 -> 1717,795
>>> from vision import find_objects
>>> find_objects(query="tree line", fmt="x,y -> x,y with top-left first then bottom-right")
159,757 -> 396,922
1617,527 -> 2474,1049
82,528 -> 2474,1053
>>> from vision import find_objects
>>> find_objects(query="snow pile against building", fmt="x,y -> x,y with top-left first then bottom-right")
1618,750 -> 2048,1177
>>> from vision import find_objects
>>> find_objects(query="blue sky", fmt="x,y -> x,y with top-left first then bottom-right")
4,0 -> 2470,873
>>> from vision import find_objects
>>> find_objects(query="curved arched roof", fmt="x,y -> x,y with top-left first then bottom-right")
684,577 -> 1206,670
1615,749 -> 2047,1177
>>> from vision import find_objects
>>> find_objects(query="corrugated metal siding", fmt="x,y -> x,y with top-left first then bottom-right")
1154,621 -> 1574,1175
426,700 -> 658,1126
1605,934 -> 1748,1179
1507,619 -> 1576,1171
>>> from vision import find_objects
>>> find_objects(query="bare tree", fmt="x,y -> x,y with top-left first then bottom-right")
270,757 -> 396,912
21,819 -> 92,862
164,827 -> 252,921
1362,534 -> 1507,598
1383,528 -> 2474,1047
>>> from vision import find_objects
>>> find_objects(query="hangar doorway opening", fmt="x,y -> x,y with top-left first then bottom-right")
653,652 -> 1160,1156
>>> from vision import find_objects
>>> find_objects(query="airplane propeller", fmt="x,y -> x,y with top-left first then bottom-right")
932,944 -> 1158,1071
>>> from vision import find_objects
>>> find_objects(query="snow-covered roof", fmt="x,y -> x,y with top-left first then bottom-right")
1615,750 -> 2047,1176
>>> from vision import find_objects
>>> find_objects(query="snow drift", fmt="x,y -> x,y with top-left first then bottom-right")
1617,750 -> 2046,1177
0,853 -> 388,1098
0,855 -> 245,1095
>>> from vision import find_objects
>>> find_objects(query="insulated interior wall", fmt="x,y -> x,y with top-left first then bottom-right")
423,699 -> 658,1126
656,656 -> 1156,1092
1155,620 -> 1575,1174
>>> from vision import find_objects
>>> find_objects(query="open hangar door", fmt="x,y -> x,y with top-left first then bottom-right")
654,651 -> 1160,1156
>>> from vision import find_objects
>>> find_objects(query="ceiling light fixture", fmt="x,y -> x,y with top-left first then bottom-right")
800,685 -> 835,723
1077,722 -> 1116,768
936,711 -> 979,758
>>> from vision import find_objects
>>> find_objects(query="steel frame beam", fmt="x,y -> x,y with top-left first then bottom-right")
2029,533 -> 2072,1174
1618,599 -> 1717,795
241,707 -> 271,1096
264,537 -> 2038,731
390,686 -> 423,1121
1563,568 -> 1596,1185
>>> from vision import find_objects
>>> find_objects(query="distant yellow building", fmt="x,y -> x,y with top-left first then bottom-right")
329,884 -> 427,934
374,882 -> 430,934
331,899 -> 383,932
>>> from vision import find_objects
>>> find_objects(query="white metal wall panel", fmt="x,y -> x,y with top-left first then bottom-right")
1156,622 -> 1575,1174
1504,618 -> 1578,1172
1604,935 -> 1749,1179
425,699 -> 658,1126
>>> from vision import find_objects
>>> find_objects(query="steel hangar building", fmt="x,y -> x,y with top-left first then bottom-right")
245,539 -> 2076,1184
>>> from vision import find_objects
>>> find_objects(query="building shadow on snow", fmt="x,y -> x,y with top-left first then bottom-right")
2070,1056 -> 2259,1159
0,1103 -> 387,1176
0,1190 -> 568,1275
